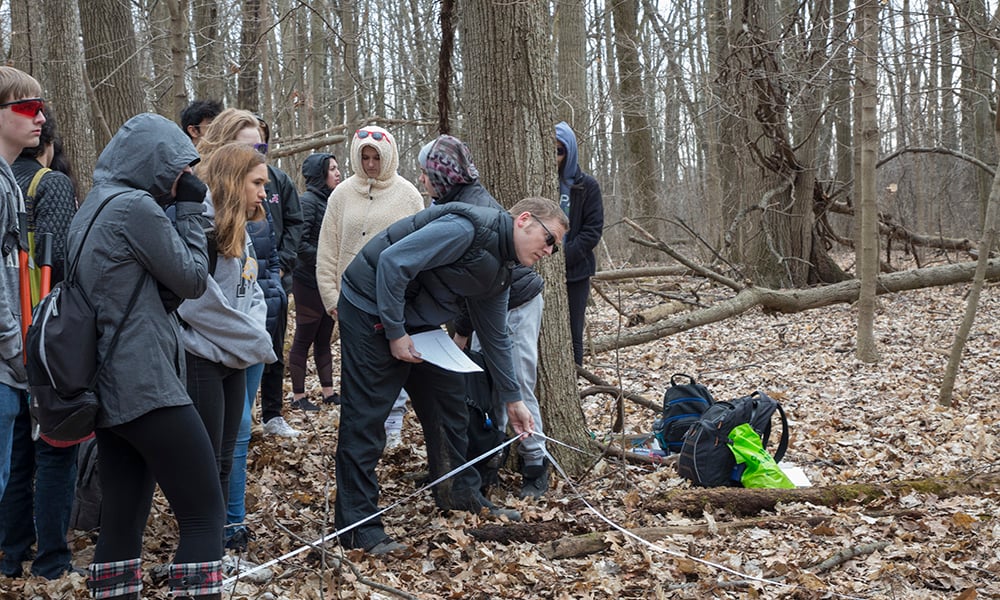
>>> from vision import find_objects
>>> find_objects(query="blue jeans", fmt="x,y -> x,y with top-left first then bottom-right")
0,383 -> 25,504
227,363 -> 264,533
0,398 -> 78,578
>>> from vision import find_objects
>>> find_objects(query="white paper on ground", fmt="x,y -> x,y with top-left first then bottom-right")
778,462 -> 812,487
409,329 -> 484,373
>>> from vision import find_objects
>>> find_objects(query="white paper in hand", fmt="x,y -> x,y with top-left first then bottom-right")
409,329 -> 484,373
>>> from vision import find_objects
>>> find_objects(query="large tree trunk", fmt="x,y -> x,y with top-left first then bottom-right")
79,0 -> 148,150
7,0 -> 40,74
855,1 -> 880,363
554,0 -> 589,144
611,0 -> 660,260
238,0 -> 262,112
42,0 -> 97,197
460,0 -> 590,478
192,0 -> 224,101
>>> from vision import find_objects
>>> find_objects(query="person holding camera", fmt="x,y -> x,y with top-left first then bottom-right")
74,114 -> 225,600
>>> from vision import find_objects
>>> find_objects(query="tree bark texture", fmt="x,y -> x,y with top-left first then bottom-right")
238,0 -> 262,112
42,0 -> 97,198
855,1 -> 881,364
461,0 -> 591,478
554,0 -> 589,144
192,0 -> 224,101
79,0 -> 149,150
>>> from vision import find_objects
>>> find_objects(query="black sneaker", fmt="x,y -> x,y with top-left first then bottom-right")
519,463 -> 550,499
323,392 -> 341,405
289,397 -> 320,411
225,526 -> 256,551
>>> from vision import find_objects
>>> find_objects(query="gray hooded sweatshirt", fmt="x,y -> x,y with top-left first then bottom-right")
177,195 -> 275,369
69,113 -> 211,428
0,157 -> 26,389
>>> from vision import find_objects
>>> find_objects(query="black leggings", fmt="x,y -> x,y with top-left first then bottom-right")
288,279 -> 335,394
567,277 -> 592,366
186,353 -> 245,509
93,405 -> 223,564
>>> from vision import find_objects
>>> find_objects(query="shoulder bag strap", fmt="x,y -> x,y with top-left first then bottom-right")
87,271 -> 149,389
66,191 -> 129,283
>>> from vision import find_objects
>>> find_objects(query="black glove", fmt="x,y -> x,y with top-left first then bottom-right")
6,356 -> 28,383
174,172 -> 208,204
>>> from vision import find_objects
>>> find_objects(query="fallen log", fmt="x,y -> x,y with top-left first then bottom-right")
592,258 -> 1000,354
627,300 -> 687,326
649,472 -> 1000,517
593,266 -> 691,281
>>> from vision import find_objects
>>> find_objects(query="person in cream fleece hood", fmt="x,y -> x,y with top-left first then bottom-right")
316,126 -> 424,315
315,126 -> 423,447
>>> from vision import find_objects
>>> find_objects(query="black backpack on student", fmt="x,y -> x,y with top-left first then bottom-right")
25,192 -> 144,446
653,374 -> 715,454
676,390 -> 789,487
463,350 -> 508,493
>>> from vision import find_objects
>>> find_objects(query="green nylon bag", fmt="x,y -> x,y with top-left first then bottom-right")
727,423 -> 795,489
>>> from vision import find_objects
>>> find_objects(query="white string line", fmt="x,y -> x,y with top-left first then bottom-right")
536,432 -> 870,600
227,431 -> 868,600
222,435 -> 520,586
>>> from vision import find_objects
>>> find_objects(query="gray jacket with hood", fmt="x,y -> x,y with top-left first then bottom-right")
0,157 -> 26,389
68,113 -> 211,428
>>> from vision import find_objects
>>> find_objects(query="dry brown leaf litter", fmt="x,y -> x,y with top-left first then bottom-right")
4,260 -> 999,599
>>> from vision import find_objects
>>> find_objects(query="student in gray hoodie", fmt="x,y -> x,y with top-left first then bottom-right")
73,113 -> 222,600
183,143 -> 276,525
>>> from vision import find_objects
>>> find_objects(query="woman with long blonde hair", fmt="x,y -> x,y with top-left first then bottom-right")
178,143 -> 275,561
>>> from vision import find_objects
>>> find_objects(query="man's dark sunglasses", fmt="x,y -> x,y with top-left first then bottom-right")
531,214 -> 559,253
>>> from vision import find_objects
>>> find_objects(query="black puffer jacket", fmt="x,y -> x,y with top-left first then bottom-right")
247,211 -> 287,356
294,153 -> 334,287
436,182 -> 543,337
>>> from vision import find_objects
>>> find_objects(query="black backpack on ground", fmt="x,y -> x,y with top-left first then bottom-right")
653,374 -> 715,454
463,350 -> 508,494
676,390 -> 789,487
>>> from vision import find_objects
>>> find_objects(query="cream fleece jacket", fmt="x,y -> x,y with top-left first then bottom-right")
315,126 -> 424,313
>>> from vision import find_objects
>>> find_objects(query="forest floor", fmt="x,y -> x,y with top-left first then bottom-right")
6,251 -> 1000,600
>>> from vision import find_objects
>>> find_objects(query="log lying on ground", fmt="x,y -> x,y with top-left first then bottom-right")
627,300 -> 687,326
593,266 -> 691,281
649,472 -> 1000,518
592,258 -> 1000,354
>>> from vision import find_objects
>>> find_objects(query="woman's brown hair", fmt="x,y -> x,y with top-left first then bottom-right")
197,143 -> 266,258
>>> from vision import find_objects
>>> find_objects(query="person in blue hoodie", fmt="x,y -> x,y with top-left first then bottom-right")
555,122 -> 604,366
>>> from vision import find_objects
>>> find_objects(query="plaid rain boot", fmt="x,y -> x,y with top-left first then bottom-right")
167,560 -> 223,599
87,558 -> 142,600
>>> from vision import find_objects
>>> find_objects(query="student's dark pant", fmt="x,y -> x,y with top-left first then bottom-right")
186,353 -> 245,510
334,299 -> 483,550
567,277 -> 592,366
93,405 -> 223,563
288,280 -> 335,394
259,305 -> 288,423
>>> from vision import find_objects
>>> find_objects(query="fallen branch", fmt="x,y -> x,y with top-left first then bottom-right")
576,366 -> 660,412
591,258 -> 1000,354
649,472 -> 1000,517
593,266 -> 691,281
807,541 -> 890,573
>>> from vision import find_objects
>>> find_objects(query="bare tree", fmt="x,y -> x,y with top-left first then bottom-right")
460,0 -> 589,477
79,0 -> 149,149
855,0 -> 880,363
41,0 -> 97,197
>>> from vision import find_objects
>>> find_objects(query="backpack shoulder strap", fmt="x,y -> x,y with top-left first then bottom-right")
66,191 -> 128,283
771,401 -> 790,463
26,167 -> 50,203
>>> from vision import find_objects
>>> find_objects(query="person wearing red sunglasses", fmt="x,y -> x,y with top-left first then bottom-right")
0,66 -> 46,522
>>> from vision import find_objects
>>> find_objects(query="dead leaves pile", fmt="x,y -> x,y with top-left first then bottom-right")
4,262 -> 999,599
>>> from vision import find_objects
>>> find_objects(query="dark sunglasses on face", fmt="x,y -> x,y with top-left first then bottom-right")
556,146 -> 566,156
252,142 -> 268,155
356,129 -> 388,142
0,97 -> 45,118
530,213 -> 559,253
